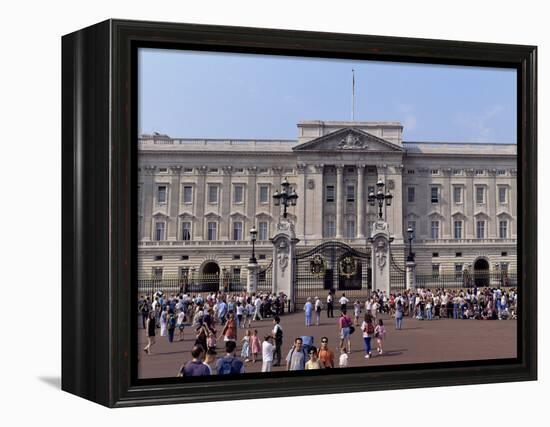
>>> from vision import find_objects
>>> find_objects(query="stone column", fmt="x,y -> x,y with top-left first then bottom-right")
141,166 -> 156,241
370,221 -> 391,295
220,166 -> 232,240
194,166 -> 207,240
271,218 -> 300,312
336,164 -> 344,238
357,164 -> 366,238
296,163 -> 307,240
167,166 -> 182,240
247,262 -> 260,294
406,260 -> 416,290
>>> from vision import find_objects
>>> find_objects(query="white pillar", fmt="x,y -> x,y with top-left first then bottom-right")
272,218 -> 299,312
247,262 -> 260,294
406,260 -> 416,290
357,164 -> 365,238
336,164 -> 344,238
370,221 -> 391,295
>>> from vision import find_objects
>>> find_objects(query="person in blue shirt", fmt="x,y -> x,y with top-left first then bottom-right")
303,297 -> 313,326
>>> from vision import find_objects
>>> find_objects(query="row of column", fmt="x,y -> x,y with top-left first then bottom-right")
335,164 -> 368,239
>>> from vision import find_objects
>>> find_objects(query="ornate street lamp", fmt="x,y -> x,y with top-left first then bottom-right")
368,178 -> 393,220
273,177 -> 298,219
407,226 -> 415,262
249,226 -> 258,264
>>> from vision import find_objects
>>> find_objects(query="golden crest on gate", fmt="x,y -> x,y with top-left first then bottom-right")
339,255 -> 357,279
310,254 -> 326,278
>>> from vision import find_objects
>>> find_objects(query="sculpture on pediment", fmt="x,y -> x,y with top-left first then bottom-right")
338,132 -> 367,150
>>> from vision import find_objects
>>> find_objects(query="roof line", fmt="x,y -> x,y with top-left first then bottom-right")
404,140 -> 517,146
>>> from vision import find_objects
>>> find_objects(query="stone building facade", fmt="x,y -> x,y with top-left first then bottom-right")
138,120 -> 517,283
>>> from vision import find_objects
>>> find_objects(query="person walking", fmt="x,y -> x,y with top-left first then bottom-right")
272,316 -> 283,366
374,318 -> 386,355
221,312 -> 237,342
167,310 -> 177,343
143,312 -> 156,354
339,293 -> 349,312
159,306 -> 168,338
314,296 -> 323,326
241,329 -> 251,362
338,310 -> 352,354
317,336 -> 335,368
361,313 -> 375,359
138,296 -> 150,329
326,291 -> 334,318
261,335 -> 275,372
395,301 -> 404,330
304,297 -> 313,327
250,329 -> 261,363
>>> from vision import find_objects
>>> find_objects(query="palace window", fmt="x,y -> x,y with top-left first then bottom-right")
233,184 -> 244,204
259,185 -> 269,204
499,220 -> 508,239
233,221 -> 243,241
431,169 -> 439,175
346,185 -> 355,202
182,185 -> 193,204
476,220 -> 486,239
431,187 -> 439,203
152,267 -> 163,280
208,185 -> 219,204
326,185 -> 335,202
498,187 -> 507,204
326,219 -> 336,238
430,220 -> 440,239
432,264 -> 440,279
157,185 -> 167,204
207,222 -> 217,241
475,169 -> 484,176
154,255 -> 163,261
454,220 -> 463,239
258,221 -> 269,241
181,221 -> 192,241
476,186 -> 485,204
154,221 -> 165,241
407,187 -> 415,203
346,219 -> 356,238
453,186 -> 462,204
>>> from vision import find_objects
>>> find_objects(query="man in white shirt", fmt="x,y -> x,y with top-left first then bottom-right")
339,294 -> 349,312
326,292 -> 334,318
261,335 -> 275,372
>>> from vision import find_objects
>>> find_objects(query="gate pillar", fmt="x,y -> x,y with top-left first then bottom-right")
370,221 -> 391,295
406,260 -> 416,290
246,262 -> 259,294
271,218 -> 300,312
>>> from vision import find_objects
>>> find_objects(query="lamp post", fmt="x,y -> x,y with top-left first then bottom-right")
249,226 -> 258,264
368,178 -> 393,221
272,177 -> 298,219
407,226 -> 415,262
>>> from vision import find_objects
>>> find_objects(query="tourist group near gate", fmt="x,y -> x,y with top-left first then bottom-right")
136,50 -> 518,379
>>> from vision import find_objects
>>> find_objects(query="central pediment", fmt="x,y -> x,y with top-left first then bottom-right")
292,127 -> 404,152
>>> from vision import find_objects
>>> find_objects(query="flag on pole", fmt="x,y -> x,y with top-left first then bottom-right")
352,69 -> 355,121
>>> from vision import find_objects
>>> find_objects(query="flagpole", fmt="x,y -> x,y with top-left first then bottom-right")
351,69 -> 355,121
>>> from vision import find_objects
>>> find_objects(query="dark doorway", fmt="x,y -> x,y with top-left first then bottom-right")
474,258 -> 490,287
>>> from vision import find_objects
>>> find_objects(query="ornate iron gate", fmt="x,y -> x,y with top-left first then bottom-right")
293,241 -> 371,306
390,255 -> 407,292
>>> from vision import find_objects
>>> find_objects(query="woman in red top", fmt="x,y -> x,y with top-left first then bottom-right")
222,312 -> 237,342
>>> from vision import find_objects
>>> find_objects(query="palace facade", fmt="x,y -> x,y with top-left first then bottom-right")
138,120 -> 517,284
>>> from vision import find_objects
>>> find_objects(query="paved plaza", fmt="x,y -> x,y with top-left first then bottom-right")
138,311 -> 517,378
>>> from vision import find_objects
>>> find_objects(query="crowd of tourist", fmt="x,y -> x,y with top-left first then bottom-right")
138,285 -> 517,377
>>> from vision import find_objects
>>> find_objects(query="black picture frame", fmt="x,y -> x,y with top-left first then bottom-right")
62,19 -> 537,408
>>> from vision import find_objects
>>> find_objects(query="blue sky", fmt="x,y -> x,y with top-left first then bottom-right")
138,48 -> 517,143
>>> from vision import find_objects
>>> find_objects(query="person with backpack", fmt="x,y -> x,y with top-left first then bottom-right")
138,296 -> 150,329
216,341 -> 245,375
286,337 -> 308,371
178,346 -> 211,377
361,313 -> 375,359
314,296 -> 323,326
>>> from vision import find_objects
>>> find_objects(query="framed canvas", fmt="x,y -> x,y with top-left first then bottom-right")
61,19 -> 537,407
